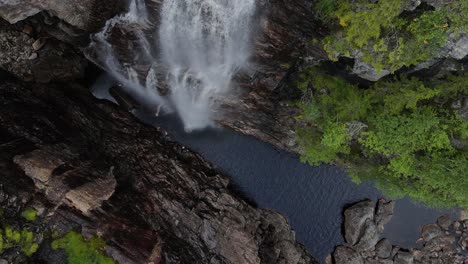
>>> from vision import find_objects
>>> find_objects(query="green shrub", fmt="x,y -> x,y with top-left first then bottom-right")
296,67 -> 468,208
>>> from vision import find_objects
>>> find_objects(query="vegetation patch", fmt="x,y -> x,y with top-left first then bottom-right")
21,208 -> 37,222
317,0 -> 468,72
52,231 -> 115,264
0,226 -> 39,256
296,67 -> 468,208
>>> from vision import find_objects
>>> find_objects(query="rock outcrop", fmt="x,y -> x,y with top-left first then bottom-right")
331,200 -> 468,264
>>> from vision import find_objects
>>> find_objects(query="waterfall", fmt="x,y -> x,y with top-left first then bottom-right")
159,0 -> 256,131
88,0 -> 256,131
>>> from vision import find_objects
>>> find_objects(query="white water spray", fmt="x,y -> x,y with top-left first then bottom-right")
89,0 -> 256,131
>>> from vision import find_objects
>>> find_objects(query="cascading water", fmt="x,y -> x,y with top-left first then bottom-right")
88,0 -> 256,131
159,0 -> 256,131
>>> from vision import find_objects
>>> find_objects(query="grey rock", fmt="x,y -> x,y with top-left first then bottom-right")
352,60 -> 391,81
334,246 -> 364,264
344,200 -> 375,246
394,251 -> 413,264
354,219 -> 380,252
375,239 -> 392,259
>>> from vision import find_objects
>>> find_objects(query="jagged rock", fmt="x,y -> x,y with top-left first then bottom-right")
375,200 -> 395,231
64,169 -> 117,214
344,200 -> 375,246
333,246 -> 364,264
437,215 -> 452,230
393,251 -> 413,264
13,145 -> 66,185
375,239 -> 392,259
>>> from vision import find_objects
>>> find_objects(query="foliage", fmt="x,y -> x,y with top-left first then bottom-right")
321,0 -> 468,72
296,67 -> 468,208
0,226 -> 39,256
21,208 -> 37,222
52,231 -> 115,264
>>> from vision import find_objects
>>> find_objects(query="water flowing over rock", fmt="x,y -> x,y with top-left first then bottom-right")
88,0 -> 258,131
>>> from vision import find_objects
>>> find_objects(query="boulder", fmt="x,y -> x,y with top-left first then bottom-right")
344,200 -> 375,246
333,246 -> 364,264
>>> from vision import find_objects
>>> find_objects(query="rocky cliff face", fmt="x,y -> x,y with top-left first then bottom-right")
0,78 -> 316,263
0,0 -> 325,153
0,1 -> 319,263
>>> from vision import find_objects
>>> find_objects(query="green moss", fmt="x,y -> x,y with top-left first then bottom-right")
52,231 -> 115,264
296,67 -> 468,208
21,208 -> 37,222
0,226 -> 39,256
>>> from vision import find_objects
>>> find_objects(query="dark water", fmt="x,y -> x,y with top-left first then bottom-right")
132,111 -> 458,263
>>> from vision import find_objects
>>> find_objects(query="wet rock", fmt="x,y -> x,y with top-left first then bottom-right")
344,200 -> 375,246
375,239 -> 392,259
421,224 -> 443,242
437,215 -> 452,230
333,246 -> 364,264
